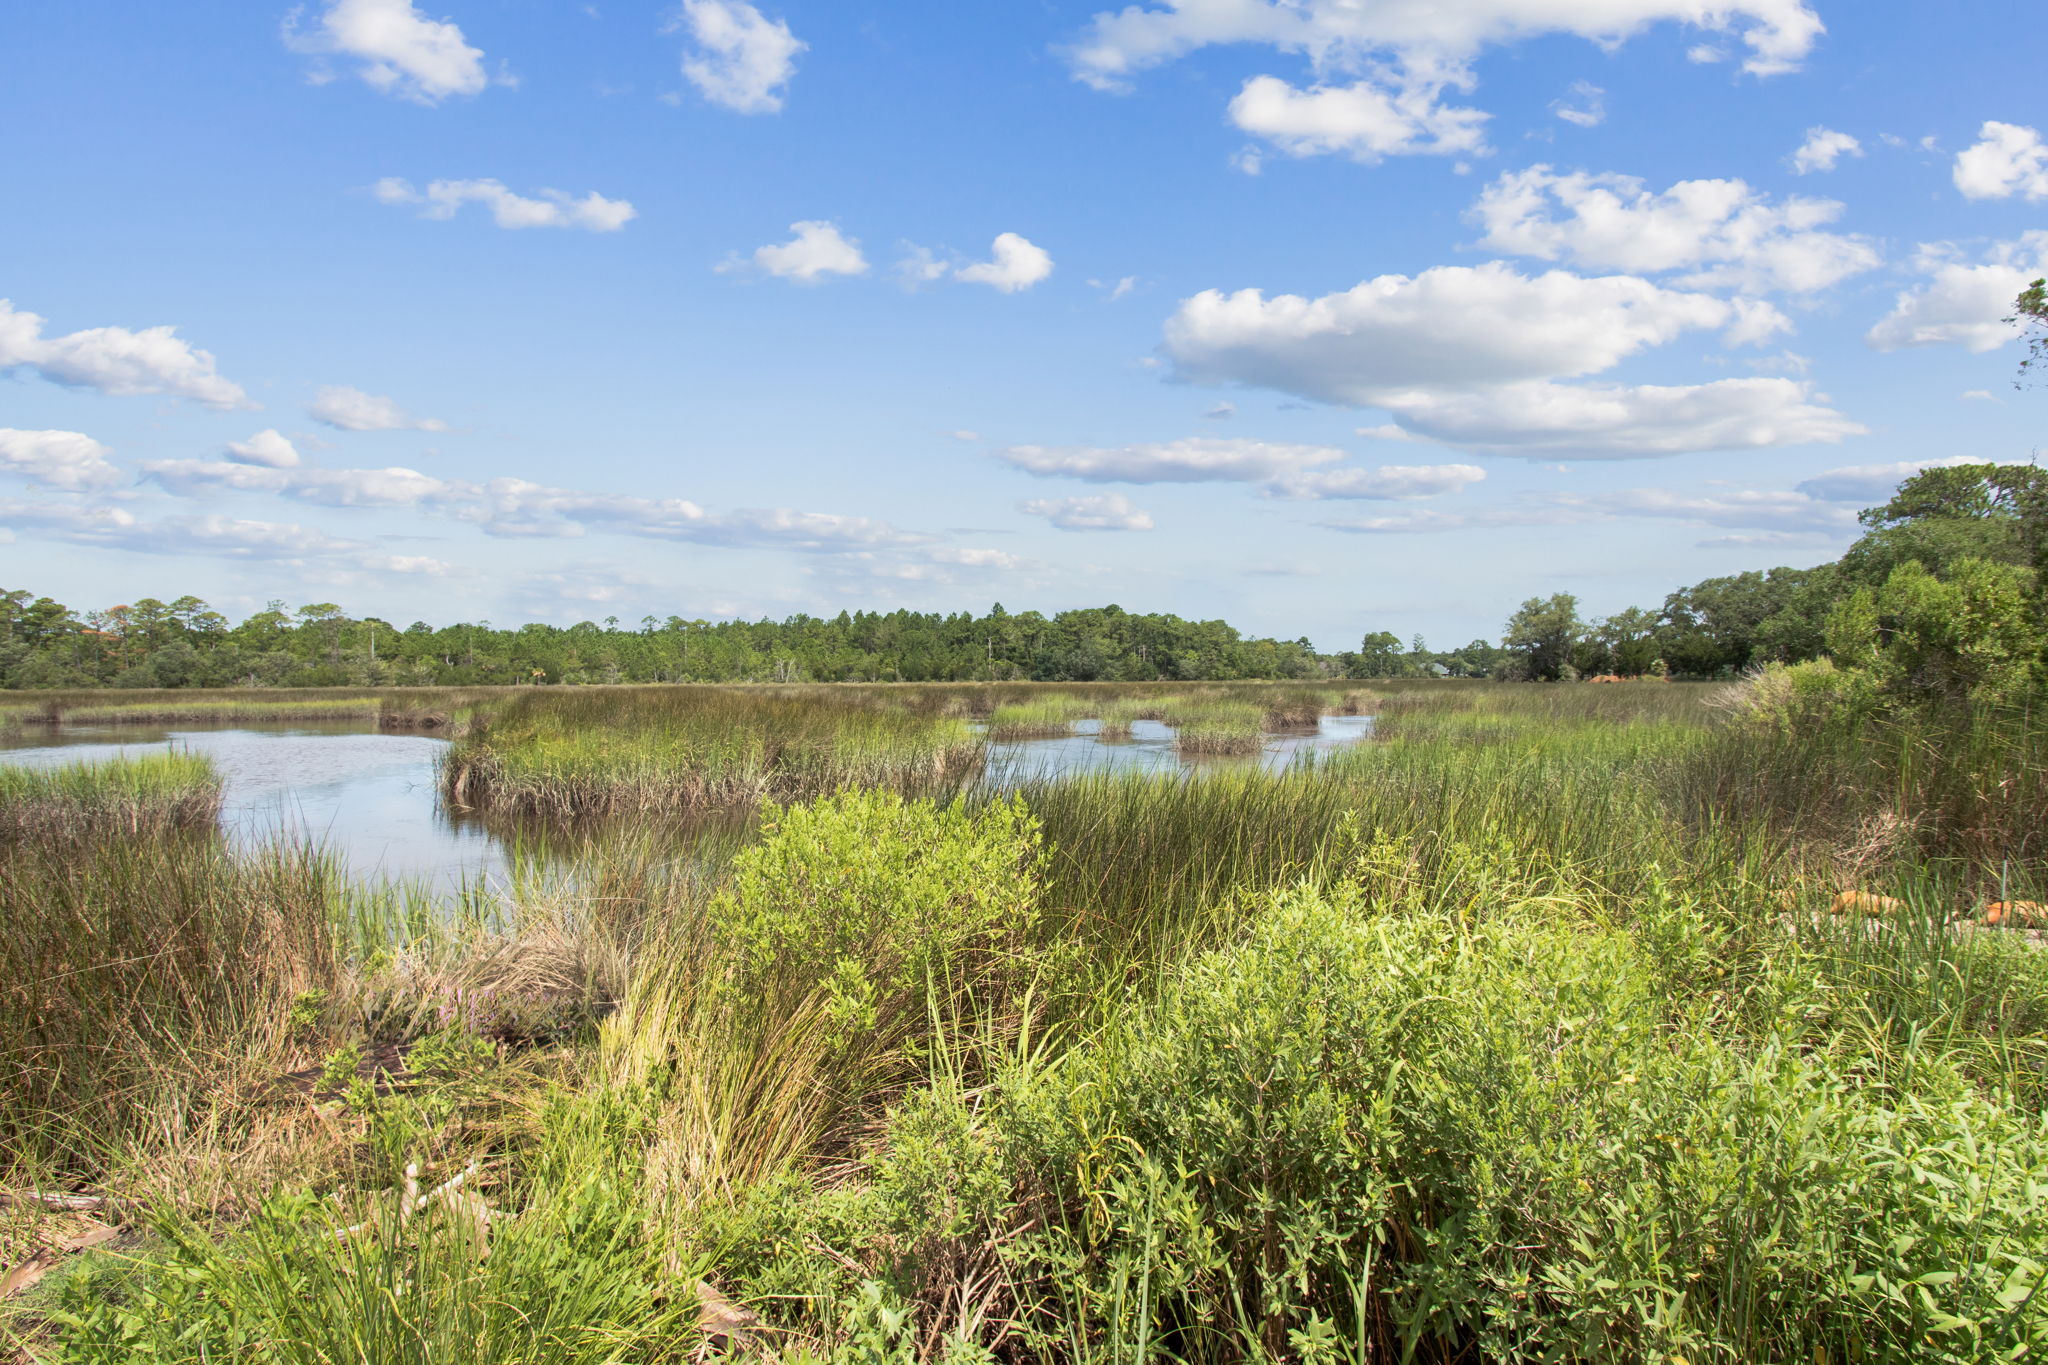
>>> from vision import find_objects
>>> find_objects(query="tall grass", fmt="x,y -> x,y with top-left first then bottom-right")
1169,700 -> 1269,756
986,695 -> 1092,740
0,752 -> 220,841
444,686 -> 983,818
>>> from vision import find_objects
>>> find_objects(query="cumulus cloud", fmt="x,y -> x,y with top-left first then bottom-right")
1551,80 -> 1605,128
1066,0 -> 1821,89
1226,75 -> 1487,163
1020,494 -> 1156,531
1790,126 -> 1861,174
374,177 -> 636,231
954,233 -> 1055,292
1866,233 -> 2048,353
673,0 -> 803,114
145,458 -> 450,508
1469,166 -> 1881,293
1953,121 -> 2048,201
0,299 -> 251,410
1064,0 -> 1819,168
306,385 -> 449,431
1793,455 -> 1985,504
897,234 -> 1055,293
724,221 -> 869,282
1000,437 -> 1346,483
1164,263 -> 1767,403
0,429 -> 121,490
224,430 -> 302,468
1378,378 -> 1865,457
284,0 -> 490,104
1159,263 -> 1864,457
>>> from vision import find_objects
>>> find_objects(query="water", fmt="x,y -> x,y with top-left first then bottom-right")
0,712 -> 1372,892
0,720 -> 508,893
978,715 -> 1374,787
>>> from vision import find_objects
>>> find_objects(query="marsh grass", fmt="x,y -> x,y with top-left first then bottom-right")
1168,700 -> 1269,756
986,696 -> 1092,740
12,679 -> 2048,1363
443,686 -> 984,819
0,752 -> 220,841
1091,697 -> 1145,738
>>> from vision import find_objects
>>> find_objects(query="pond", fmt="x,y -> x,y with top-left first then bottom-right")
0,712 -> 1372,893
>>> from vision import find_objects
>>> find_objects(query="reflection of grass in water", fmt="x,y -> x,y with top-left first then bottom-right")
0,751 -> 221,841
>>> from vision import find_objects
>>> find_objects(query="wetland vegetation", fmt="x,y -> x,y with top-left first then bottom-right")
3,462 -> 2047,1361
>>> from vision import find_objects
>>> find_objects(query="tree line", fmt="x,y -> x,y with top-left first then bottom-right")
3,463 -> 2041,693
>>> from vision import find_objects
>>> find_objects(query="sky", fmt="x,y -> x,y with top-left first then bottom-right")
1,0 -> 2043,649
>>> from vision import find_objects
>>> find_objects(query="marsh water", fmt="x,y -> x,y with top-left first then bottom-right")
0,713 -> 1372,892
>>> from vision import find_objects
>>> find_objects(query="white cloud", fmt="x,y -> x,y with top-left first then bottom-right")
1066,0 -> 1822,88
145,458 -> 450,508
1064,0 -> 1819,172
0,497 -> 460,575
899,234 -> 1056,293
955,233 -> 1055,293
726,220 -> 869,282
1866,232 -> 2048,353
1164,263 -> 1761,404
0,299 -> 251,410
1269,462 -> 1487,499
284,0 -> 489,104
1021,493 -> 1156,531
0,429 -> 120,490
1793,456 -> 1984,504
373,177 -> 635,231
1960,389 -> 1996,402
1469,166 -> 1880,293
1375,378 -> 1864,456
1000,436 -> 1345,483
673,0 -> 803,114
1322,484 -> 1860,537
1551,80 -> 1604,129
1226,75 -> 1488,162
224,429 -> 303,468
1160,263 -> 1866,457
141,456 -> 930,553
1790,126 -> 1861,174
1953,121 -> 2048,201
307,385 -> 449,431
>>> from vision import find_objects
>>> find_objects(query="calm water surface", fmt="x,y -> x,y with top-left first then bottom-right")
0,713 -> 1372,892
0,720 -> 507,892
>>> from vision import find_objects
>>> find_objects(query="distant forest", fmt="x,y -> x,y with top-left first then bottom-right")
3,463 -> 2041,688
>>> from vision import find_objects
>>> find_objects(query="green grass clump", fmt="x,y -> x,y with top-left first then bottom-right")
986,695 -> 1093,740
1170,699 -> 1269,756
444,686 -> 983,819
0,752 -> 221,842
1092,697 -> 1146,738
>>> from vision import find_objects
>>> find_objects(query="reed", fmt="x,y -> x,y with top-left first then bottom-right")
0,752 -> 221,842
985,696 -> 1091,740
1170,699 -> 1269,756
442,686 -> 983,819
1091,697 -> 1145,738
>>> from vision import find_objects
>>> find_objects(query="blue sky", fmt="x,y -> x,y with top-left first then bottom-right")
2,0 -> 2042,648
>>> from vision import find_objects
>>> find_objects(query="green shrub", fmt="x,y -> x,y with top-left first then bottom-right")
709,789 -> 1046,1034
